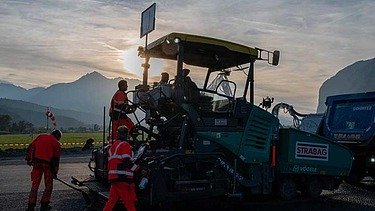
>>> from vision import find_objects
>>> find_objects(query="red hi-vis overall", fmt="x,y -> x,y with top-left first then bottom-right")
26,134 -> 61,205
103,140 -> 140,211
110,90 -> 135,139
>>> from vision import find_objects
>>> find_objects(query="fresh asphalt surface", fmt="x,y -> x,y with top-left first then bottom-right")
0,153 -> 92,211
1,154 -> 375,211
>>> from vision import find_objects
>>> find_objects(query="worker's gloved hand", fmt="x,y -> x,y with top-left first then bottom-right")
25,156 -> 32,166
141,169 -> 148,177
125,105 -> 137,114
131,104 -> 138,109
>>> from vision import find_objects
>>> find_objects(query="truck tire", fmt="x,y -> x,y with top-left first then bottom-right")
278,178 -> 297,200
369,170 -> 375,180
345,170 -> 364,184
303,178 -> 322,198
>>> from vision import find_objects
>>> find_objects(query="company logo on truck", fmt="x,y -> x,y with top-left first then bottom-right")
333,133 -> 361,140
295,142 -> 329,161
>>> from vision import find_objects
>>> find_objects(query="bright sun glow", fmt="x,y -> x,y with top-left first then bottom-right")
121,48 -> 164,78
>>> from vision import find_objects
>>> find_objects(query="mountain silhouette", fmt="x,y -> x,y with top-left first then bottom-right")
27,71 -> 141,114
0,83 -> 28,99
0,99 -> 85,128
0,71 -> 142,125
317,58 -> 375,113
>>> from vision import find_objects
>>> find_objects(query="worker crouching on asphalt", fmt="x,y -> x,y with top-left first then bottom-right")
25,129 -> 62,211
103,125 -> 140,211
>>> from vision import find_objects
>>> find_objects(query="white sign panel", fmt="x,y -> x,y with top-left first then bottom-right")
140,3 -> 156,38
295,142 -> 329,161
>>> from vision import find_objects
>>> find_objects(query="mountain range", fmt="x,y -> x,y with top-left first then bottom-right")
1,57 -> 374,128
0,99 -> 85,128
317,58 -> 375,113
0,72 -> 142,128
0,71 -> 141,114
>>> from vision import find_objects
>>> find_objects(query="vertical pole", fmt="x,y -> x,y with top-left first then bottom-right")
176,43 -> 184,79
178,115 -> 188,149
145,34 -> 148,49
102,106 -> 106,180
233,159 -> 237,194
46,107 -> 49,132
243,60 -> 255,104
249,61 -> 254,105
142,34 -> 150,90
174,43 -> 184,104
203,69 -> 212,89
103,107 -> 105,148
142,57 -> 150,90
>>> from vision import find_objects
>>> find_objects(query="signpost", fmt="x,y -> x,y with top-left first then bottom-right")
140,3 -> 156,44
140,3 -> 156,89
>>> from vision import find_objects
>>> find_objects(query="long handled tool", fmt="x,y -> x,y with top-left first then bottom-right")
54,177 -> 91,205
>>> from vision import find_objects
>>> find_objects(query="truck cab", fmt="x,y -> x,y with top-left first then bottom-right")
318,92 -> 375,181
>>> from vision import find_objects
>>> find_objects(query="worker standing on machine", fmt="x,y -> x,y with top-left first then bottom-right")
159,72 -> 169,85
181,68 -> 200,102
25,130 -> 62,211
109,80 -> 136,139
103,126 -> 140,211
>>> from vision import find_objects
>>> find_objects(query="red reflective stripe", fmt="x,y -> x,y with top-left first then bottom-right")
108,141 -> 132,161
107,140 -> 137,181
271,145 -> 276,167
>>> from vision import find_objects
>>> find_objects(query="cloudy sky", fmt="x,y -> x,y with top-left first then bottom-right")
0,0 -> 374,113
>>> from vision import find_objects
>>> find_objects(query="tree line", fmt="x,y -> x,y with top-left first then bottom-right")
0,114 -> 34,134
0,114 -> 102,134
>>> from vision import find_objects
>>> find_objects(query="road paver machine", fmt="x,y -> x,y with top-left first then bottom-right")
74,32 -> 353,209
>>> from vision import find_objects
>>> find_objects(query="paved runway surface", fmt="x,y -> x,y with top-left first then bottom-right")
1,155 -> 375,211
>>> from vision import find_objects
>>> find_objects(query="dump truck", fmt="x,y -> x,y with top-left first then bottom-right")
316,92 -> 375,182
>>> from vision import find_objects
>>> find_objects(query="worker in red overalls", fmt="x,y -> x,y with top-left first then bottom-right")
25,130 -> 62,211
103,126 -> 140,211
109,80 -> 136,140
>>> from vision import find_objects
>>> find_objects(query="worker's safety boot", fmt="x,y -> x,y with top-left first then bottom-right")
40,202 -> 52,211
25,203 -> 35,211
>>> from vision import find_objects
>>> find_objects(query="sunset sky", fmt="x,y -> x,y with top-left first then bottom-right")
0,0 -> 374,113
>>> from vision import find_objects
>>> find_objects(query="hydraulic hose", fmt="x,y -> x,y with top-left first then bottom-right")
271,102 -> 309,128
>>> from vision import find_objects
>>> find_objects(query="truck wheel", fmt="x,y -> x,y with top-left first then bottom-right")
304,178 -> 322,197
278,178 -> 297,200
369,169 -> 375,180
345,170 -> 364,184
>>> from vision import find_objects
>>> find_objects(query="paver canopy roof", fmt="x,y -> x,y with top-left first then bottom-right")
146,32 -> 259,69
